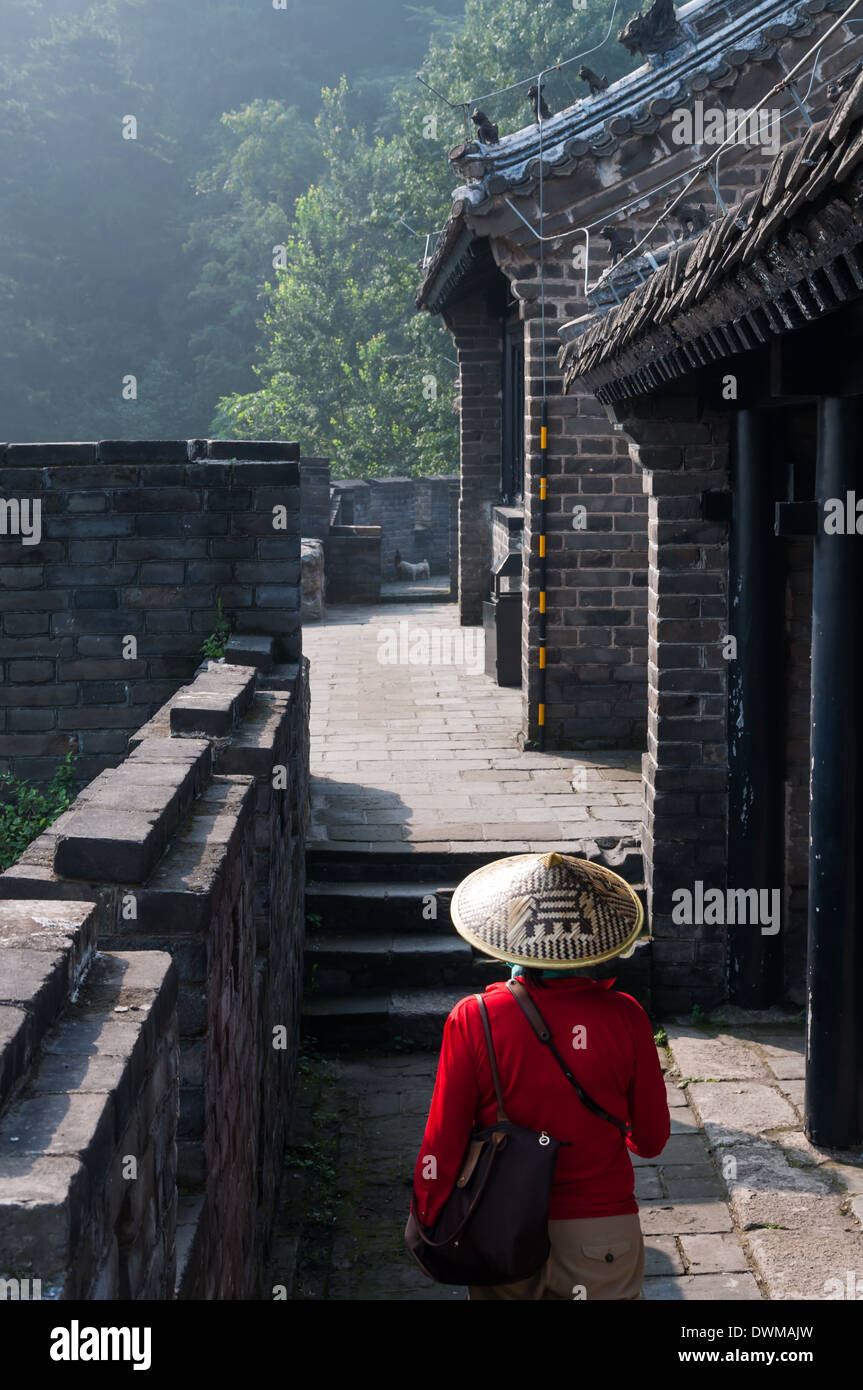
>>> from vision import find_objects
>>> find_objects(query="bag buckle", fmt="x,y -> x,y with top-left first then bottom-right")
539,1132 -> 551,1146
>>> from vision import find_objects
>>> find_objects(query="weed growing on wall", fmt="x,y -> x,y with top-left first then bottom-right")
200,599 -> 234,662
0,752 -> 78,872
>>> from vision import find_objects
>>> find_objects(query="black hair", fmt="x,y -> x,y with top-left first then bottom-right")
520,967 -> 548,988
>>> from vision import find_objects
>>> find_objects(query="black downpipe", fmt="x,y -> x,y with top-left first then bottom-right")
806,396 -> 863,1147
727,409 -> 785,1006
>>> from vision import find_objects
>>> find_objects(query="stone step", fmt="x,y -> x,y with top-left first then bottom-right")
307,845 -> 645,887
304,929 -> 504,994
377,589 -> 452,605
307,849 -> 509,885
225,634 -> 275,673
302,986 -> 476,1048
306,879 -> 456,933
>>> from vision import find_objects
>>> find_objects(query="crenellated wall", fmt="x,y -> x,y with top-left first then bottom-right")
0,436 -> 310,1300
0,655 -> 309,1300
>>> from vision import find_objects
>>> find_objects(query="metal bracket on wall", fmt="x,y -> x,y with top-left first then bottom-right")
775,500 -> 818,536
700,490 -> 733,522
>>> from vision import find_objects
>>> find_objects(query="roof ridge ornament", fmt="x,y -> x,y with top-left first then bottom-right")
617,0 -> 685,61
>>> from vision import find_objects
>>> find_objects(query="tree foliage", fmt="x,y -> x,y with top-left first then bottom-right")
214,0 -> 642,475
1,0 -> 641,473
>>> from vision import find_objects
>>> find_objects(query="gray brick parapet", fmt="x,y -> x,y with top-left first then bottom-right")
0,652 -> 310,1298
0,915 -> 178,1300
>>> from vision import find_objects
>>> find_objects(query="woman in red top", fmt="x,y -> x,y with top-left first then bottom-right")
411,852 -> 670,1300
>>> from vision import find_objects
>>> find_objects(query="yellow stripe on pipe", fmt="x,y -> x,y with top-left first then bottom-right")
540,477 -> 547,500
540,426 -> 548,450
539,535 -> 546,558
539,647 -> 546,669
538,703 -> 546,726
539,591 -> 546,613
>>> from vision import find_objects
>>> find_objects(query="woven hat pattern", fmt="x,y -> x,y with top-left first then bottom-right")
451,853 -> 643,968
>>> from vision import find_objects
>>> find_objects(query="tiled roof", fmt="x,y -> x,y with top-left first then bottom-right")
417,0 -> 847,313
447,0 -> 847,213
557,66 -> 863,401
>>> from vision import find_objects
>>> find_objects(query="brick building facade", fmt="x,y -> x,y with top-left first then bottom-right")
559,56 -> 863,1142
418,0 -> 863,1053
417,0 -> 853,752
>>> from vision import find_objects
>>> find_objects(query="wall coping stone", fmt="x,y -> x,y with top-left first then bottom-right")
169,664 -> 257,739
52,736 -> 212,883
198,440 -> 300,462
0,947 -> 177,1290
225,635 -> 275,673
0,901 -> 99,1110
0,439 -> 301,467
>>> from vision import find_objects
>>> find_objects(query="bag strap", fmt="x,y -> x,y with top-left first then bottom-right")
506,979 -> 631,1139
475,994 -> 509,1123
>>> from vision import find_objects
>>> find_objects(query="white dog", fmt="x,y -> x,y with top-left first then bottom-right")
394,549 -> 430,581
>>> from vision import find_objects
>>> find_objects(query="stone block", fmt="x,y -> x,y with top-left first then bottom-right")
668,1029 -> 768,1081
53,809 -> 168,883
0,1091 -> 116,1182
0,1155 -> 87,1275
638,1201 -> 733,1235
301,539 -> 325,622
681,1232 -> 752,1274
97,440 -> 188,464
687,1081 -> 798,1146
746,1228 -> 863,1300
643,1271 -> 761,1299
644,1235 -> 684,1276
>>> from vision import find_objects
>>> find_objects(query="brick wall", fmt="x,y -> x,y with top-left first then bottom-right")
415,475 -> 459,575
611,395 -> 731,1011
0,440 -> 300,786
443,289 -> 504,624
0,587 -> 310,1299
0,899 -> 178,1299
330,475 -> 459,579
330,480 -> 371,525
299,458 -> 332,540
427,27 -> 858,745
326,528 -> 382,603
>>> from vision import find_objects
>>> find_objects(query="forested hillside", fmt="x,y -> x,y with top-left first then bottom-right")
0,0 -> 638,473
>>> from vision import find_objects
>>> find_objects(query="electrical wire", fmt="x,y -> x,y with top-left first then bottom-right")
420,0 -> 863,747
596,0 -> 863,282
416,1 -> 621,117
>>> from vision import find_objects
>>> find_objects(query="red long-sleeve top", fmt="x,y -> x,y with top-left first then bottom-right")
413,976 -> 670,1226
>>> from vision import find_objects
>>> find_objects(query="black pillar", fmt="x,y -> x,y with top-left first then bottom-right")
727,410 -> 785,1006
806,396 -> 863,1146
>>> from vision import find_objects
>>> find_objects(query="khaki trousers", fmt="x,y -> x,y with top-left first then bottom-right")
468,1212 -> 645,1301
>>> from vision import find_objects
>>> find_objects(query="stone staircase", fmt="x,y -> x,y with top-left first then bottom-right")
302,846 -> 649,1047
302,850 -> 508,1047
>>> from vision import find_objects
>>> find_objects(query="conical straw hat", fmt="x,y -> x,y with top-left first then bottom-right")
450,851 -> 644,969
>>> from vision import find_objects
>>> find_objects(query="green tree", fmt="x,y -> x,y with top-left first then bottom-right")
0,0 -> 464,442
213,79 -> 458,476
214,0 -> 642,474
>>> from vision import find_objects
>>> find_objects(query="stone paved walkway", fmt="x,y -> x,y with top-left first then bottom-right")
270,1018 -> 863,1300
303,601 -> 641,854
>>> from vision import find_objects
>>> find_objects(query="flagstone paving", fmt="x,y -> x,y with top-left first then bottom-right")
302,600 -> 642,854
286,602 -> 863,1299
269,1019 -> 863,1300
